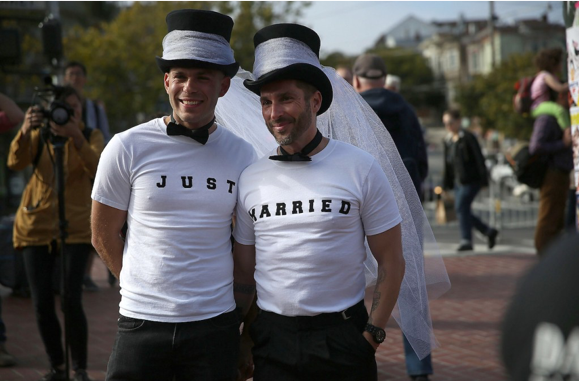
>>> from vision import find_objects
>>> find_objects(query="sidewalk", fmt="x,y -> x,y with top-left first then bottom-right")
0,226 -> 538,381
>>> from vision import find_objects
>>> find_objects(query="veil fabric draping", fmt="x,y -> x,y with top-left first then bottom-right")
215,67 -> 451,360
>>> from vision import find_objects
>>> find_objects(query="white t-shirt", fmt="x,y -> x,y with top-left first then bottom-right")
234,139 -> 401,316
92,118 -> 256,322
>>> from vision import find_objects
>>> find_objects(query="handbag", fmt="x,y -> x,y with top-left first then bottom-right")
435,192 -> 456,224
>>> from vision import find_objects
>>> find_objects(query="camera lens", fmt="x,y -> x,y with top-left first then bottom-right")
50,105 -> 70,125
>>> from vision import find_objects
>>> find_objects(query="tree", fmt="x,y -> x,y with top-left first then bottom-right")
63,1 -> 309,133
454,52 -> 536,139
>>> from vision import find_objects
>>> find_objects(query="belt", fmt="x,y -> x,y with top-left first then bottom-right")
258,300 -> 366,329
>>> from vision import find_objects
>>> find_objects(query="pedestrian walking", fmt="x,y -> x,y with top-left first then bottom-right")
90,9 -> 256,381
442,109 -> 498,251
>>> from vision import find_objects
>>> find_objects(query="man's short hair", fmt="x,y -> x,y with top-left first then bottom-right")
55,85 -> 82,103
353,54 -> 387,79
65,61 -> 87,76
444,109 -> 461,120
294,80 -> 318,101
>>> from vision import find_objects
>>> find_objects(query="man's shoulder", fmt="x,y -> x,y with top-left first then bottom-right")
114,118 -> 162,142
330,139 -> 377,165
218,125 -> 254,149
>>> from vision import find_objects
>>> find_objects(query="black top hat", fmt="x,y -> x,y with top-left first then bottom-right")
155,9 -> 239,77
243,24 -> 333,115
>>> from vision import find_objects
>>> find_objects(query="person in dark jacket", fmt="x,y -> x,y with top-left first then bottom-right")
353,54 -> 428,200
442,109 -> 498,251
353,53 -> 431,381
529,115 -> 572,255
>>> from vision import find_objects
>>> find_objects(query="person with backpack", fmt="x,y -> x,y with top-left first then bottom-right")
442,109 -> 498,252
530,47 -> 570,130
7,86 -> 104,381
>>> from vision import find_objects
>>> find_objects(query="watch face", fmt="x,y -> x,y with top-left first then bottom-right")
374,328 -> 386,343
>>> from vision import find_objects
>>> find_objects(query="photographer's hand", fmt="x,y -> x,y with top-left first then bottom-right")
50,113 -> 85,150
20,106 -> 44,138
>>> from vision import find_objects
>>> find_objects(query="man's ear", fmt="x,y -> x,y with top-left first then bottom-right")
311,90 -> 322,114
163,72 -> 170,94
219,76 -> 231,97
353,75 -> 361,91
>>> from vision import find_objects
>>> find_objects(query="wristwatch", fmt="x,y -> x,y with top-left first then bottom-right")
365,323 -> 386,344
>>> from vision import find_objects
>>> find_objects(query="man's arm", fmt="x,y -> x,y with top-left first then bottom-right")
91,200 -> 127,279
365,223 -> 405,349
233,240 -> 256,317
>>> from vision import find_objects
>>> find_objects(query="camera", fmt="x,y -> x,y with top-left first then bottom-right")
39,99 -> 74,126
33,77 -> 74,127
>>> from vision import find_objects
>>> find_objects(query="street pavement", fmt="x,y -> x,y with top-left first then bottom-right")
0,224 -> 540,381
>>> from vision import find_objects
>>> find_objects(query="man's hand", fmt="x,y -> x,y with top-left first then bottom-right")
362,331 -> 379,351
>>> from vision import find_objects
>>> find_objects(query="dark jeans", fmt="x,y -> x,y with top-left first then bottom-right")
106,311 -> 240,381
454,183 -> 491,243
22,243 -> 91,370
250,300 -> 377,381
403,334 -> 433,376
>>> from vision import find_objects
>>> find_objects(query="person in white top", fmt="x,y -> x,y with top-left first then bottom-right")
90,9 -> 256,381
233,24 -> 405,381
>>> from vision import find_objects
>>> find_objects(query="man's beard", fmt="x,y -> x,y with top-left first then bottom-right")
267,101 -> 312,146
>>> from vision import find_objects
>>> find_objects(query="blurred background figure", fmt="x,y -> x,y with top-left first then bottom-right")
501,232 -> 579,381
442,109 -> 499,252
336,65 -> 353,85
385,74 -> 401,93
529,114 -> 572,255
63,61 -> 112,291
0,92 -> 23,368
7,86 -> 103,381
530,47 -> 570,130
353,53 -> 431,381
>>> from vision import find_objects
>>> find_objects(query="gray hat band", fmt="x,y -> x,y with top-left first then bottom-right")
162,30 -> 235,65
253,37 -> 321,79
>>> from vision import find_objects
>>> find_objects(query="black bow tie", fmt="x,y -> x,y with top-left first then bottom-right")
269,130 -> 323,162
166,115 -> 214,145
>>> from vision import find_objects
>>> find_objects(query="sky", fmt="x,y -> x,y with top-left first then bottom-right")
298,1 -> 566,57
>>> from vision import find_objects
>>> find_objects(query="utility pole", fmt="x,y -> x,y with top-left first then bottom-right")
489,1 -> 495,70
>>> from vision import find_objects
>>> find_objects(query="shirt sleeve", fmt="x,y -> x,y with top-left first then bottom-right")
91,134 -> 132,211
233,183 -> 256,245
359,160 -> 402,236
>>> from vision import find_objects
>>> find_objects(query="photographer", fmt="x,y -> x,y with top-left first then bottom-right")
7,86 -> 103,381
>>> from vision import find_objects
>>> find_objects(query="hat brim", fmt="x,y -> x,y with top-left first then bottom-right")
156,57 -> 239,78
243,64 -> 333,115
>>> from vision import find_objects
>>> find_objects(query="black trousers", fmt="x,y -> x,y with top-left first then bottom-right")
22,243 -> 91,370
106,311 -> 240,381
250,300 -> 377,381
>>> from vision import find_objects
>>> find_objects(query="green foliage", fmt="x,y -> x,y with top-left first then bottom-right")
455,52 -> 536,139
63,1 -> 309,133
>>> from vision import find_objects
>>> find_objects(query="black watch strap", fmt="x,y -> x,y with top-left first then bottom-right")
365,323 -> 386,344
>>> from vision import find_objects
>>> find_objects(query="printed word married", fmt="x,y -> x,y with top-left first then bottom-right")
248,199 -> 351,221
156,175 -> 236,193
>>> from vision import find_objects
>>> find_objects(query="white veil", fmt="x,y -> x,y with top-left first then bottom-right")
216,67 -> 451,360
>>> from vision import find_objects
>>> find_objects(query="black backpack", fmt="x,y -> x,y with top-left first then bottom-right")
506,141 -> 548,189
